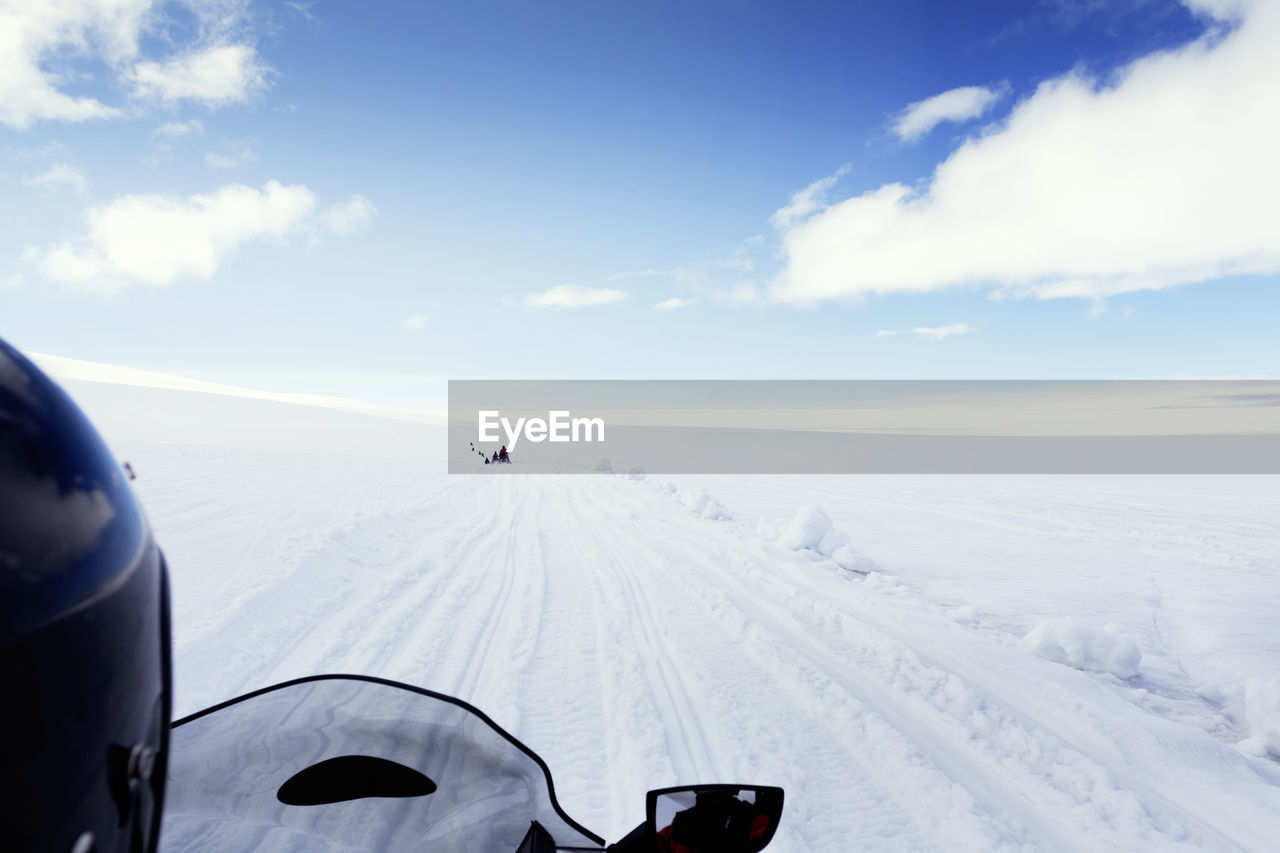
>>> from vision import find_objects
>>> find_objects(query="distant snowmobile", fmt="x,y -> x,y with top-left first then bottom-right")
162,675 -> 784,852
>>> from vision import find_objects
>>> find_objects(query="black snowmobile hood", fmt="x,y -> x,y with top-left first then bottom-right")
160,674 -> 604,852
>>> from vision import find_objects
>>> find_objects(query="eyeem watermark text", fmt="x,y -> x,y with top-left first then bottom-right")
478,410 -> 605,451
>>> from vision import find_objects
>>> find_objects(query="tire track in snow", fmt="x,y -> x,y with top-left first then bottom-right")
446,479 -> 542,727
170,483 -> 465,710
782,563 -> 1276,852
352,477 -> 539,726
566,479 -> 1026,852
615,479 -> 1266,851
685,486 -> 1277,851
203,476 -> 528,714
596,482 -> 1142,850
511,481 -> 618,837
565,485 -> 720,784
255,482 -> 496,677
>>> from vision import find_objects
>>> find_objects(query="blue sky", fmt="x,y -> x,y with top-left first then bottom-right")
3,0 -> 1278,408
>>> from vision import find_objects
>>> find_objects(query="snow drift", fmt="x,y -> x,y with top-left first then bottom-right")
1242,677 -> 1280,759
761,505 -> 876,573
1020,619 -> 1143,679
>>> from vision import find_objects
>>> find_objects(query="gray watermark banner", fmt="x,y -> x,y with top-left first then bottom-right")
448,380 -> 1280,474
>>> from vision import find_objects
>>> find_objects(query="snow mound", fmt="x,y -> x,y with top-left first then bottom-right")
626,467 -> 646,481
828,545 -> 876,574
761,505 -> 875,573
680,488 -> 731,520
778,505 -> 836,551
947,605 -> 980,625
1241,677 -> 1280,759
595,458 -> 613,473
1019,619 -> 1142,679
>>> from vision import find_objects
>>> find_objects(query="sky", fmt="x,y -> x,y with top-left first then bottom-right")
2,0 -> 1278,410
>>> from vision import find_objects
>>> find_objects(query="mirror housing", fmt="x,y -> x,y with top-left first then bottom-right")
646,785 -> 783,853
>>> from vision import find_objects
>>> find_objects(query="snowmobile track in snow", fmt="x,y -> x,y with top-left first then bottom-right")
142,442 -> 1280,853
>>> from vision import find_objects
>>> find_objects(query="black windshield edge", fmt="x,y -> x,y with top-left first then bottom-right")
171,673 -> 605,846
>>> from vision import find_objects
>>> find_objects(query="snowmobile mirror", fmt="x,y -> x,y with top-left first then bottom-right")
646,784 -> 783,853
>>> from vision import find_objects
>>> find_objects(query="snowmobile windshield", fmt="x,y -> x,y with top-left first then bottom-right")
160,675 -> 604,852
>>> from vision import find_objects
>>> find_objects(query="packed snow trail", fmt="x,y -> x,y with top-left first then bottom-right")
116,434 -> 1280,853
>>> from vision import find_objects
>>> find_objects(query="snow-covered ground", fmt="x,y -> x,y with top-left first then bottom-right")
67,378 -> 1280,851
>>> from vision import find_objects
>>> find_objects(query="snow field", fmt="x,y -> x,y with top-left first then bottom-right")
75,385 -> 1280,852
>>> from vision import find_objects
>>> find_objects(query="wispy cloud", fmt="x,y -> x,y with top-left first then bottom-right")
402,313 -> 427,331
712,284 -> 762,306
0,2 -> 269,130
875,323 -> 975,340
606,267 -> 697,284
22,163 -> 89,194
0,2 -> 133,128
506,284 -> 628,311
321,195 -> 377,234
913,323 -> 974,340
654,297 -> 695,311
154,119 -> 205,138
285,1 -> 318,22
770,165 -> 850,231
204,144 -> 257,170
609,234 -> 770,309
771,0 -> 1280,305
893,84 -> 1007,142
128,43 -> 269,108
23,180 -> 371,293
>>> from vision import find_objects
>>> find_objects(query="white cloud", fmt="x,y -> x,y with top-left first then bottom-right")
510,284 -> 628,311
913,323 -> 974,340
129,43 -> 267,106
772,0 -> 1280,305
0,0 -> 140,128
321,195 -> 377,234
770,165 -> 849,231
893,84 -> 1007,142
25,180 -> 317,293
22,163 -> 89,194
402,313 -> 427,330
154,119 -> 204,137
0,2 -> 267,129
654,297 -> 694,311
874,324 -> 973,339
